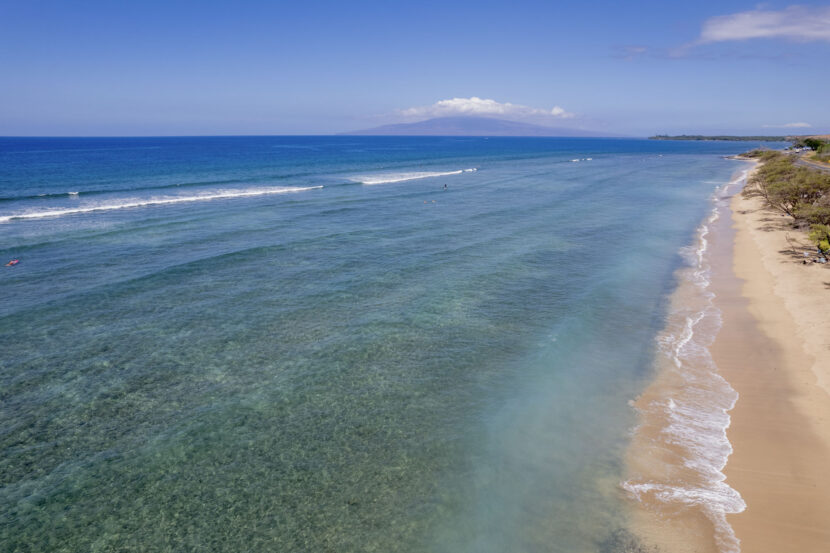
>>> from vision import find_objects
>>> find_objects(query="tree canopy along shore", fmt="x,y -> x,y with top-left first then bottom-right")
742,149 -> 830,253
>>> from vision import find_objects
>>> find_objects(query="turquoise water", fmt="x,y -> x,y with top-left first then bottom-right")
1,137 -> 755,552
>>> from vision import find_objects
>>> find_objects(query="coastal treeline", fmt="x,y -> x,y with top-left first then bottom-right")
796,137 -> 830,154
743,150 -> 830,252
796,137 -> 830,163
650,135 -> 789,141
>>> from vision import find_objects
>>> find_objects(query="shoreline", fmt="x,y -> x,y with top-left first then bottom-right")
715,169 -> 830,551
622,167 -> 750,553
622,159 -> 830,552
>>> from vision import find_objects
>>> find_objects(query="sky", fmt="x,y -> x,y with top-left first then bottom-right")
1,0 -> 828,136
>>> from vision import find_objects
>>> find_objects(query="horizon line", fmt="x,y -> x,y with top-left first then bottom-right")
0,134 -> 644,139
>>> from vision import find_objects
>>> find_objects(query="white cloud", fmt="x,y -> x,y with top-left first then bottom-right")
762,122 -> 812,128
399,97 -> 574,120
698,6 -> 830,44
612,45 -> 650,61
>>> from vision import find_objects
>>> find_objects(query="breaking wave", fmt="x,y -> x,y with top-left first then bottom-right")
351,168 -> 477,185
0,186 -> 323,223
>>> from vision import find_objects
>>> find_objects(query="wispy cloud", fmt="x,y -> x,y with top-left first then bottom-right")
762,122 -> 812,128
399,97 -> 574,120
613,45 -> 649,61
697,5 -> 830,44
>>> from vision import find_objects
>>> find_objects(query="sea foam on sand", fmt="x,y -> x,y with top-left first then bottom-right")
622,170 -> 750,553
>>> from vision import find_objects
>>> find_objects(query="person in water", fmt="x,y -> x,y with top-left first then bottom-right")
443,184 -> 447,190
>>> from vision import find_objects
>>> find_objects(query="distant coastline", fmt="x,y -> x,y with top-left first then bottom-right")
649,134 -> 792,142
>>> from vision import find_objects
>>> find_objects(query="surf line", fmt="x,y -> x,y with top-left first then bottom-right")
0,186 -> 324,223
622,170 -> 750,553
353,168 -> 477,185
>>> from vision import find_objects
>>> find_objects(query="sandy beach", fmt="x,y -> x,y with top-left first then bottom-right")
715,170 -> 830,552
624,163 -> 830,553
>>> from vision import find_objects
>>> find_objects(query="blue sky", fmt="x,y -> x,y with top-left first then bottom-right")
1,0 -> 828,136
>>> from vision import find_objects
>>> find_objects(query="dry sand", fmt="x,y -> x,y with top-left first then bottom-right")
715,175 -> 830,552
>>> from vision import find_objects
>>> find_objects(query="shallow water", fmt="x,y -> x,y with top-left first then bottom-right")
0,137 -> 762,552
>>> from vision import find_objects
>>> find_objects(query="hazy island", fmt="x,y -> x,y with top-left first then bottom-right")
342,116 -> 619,137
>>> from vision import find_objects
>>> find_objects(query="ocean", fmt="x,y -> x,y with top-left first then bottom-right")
0,136 -> 758,552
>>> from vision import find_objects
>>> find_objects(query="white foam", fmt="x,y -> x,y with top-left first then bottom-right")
0,186 -> 323,223
624,169 -> 751,553
353,168 -> 477,185
622,479 -> 745,553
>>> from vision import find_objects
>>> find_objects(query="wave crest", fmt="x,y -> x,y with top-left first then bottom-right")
0,186 -> 323,223
351,168 -> 477,185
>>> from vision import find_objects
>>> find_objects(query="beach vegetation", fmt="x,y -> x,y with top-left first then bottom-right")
809,225 -> 830,253
746,152 -> 826,217
745,151 -> 830,250
796,204 -> 830,226
741,149 -> 783,161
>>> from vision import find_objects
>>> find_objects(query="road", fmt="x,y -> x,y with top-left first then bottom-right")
795,157 -> 830,174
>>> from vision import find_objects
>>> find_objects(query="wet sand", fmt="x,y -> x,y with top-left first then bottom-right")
716,178 -> 830,552
623,164 -> 830,552
623,171 -> 747,553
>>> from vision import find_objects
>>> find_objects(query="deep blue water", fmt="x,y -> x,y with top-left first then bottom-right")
0,137 -> 756,552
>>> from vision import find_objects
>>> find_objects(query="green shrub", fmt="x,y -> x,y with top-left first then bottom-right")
809,224 -> 830,253
795,204 -> 830,225
742,149 -> 784,160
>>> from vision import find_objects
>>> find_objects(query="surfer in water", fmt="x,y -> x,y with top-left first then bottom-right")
443,184 -> 447,191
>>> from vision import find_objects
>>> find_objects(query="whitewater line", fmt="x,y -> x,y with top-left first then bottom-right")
352,168 -> 477,185
0,186 -> 323,223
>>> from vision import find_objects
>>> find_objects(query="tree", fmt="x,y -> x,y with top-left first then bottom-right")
747,151 -> 830,217
746,149 -> 830,252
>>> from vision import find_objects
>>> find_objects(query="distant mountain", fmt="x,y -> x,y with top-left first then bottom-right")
342,116 -> 617,137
